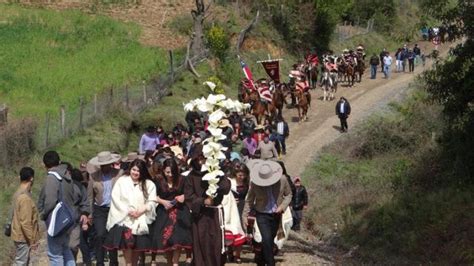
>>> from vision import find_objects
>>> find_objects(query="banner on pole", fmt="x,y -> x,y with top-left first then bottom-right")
261,60 -> 281,83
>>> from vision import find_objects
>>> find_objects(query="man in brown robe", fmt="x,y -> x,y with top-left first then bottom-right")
185,146 -> 231,266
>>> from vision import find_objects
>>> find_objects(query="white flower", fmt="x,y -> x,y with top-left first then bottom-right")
206,183 -> 218,197
195,97 -> 213,112
208,110 -> 226,126
202,170 -> 224,181
207,94 -> 226,105
183,101 -> 196,112
203,81 -> 217,92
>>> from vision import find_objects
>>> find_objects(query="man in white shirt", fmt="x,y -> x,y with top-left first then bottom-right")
383,52 -> 393,79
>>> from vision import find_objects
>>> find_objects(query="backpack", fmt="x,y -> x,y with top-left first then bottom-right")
46,172 -> 76,237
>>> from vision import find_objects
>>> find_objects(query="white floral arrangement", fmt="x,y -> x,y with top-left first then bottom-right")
184,81 -> 250,198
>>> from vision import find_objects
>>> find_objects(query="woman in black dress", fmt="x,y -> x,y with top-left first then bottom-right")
150,158 -> 192,266
228,163 -> 250,263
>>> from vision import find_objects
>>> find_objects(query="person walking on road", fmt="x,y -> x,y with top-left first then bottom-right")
408,49 -> 415,72
336,97 -> 351,133
242,159 -> 292,266
383,52 -> 393,79
369,53 -> 380,79
379,48 -> 387,72
11,167 -> 40,266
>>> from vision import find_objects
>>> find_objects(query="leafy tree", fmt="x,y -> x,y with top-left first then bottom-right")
420,0 -> 474,183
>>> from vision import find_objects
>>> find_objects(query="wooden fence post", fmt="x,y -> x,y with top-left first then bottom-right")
169,50 -> 174,82
110,87 -> 114,104
79,96 -> 84,130
94,94 -> 98,115
60,105 -> 66,137
143,84 -> 147,104
45,112 -> 50,148
125,85 -> 130,109
0,104 -> 7,126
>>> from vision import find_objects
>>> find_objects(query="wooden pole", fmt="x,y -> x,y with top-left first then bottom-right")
94,94 -> 98,115
60,105 -> 66,137
169,50 -> 174,83
79,97 -> 84,130
125,85 -> 130,109
143,84 -> 147,104
110,87 -> 114,104
45,112 -> 50,147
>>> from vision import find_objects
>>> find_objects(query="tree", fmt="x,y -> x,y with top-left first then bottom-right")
421,0 -> 474,182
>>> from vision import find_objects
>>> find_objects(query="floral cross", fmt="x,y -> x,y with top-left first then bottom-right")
184,81 -> 249,198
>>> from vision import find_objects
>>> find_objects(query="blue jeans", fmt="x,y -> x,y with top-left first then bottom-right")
383,65 -> 391,78
370,64 -> 377,79
47,232 -> 76,266
276,134 -> 286,154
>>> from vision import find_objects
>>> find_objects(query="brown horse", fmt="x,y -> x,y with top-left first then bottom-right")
354,55 -> 365,82
295,90 -> 309,122
344,62 -> 355,87
272,83 -> 288,118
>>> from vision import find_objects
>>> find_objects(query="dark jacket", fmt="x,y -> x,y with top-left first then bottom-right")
335,99 -> 351,118
413,46 -> 421,56
370,55 -> 380,66
38,164 -> 77,222
292,186 -> 308,211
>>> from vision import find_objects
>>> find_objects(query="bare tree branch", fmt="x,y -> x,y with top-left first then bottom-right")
236,10 -> 260,53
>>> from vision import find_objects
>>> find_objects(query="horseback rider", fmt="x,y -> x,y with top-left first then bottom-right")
356,45 -> 366,60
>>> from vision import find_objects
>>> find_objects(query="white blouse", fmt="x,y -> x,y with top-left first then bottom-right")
106,176 -> 157,235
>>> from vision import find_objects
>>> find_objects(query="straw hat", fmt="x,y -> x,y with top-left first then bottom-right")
87,151 -> 121,173
254,124 -> 265,131
218,119 -> 232,129
246,159 -> 283,187
122,152 -> 144,163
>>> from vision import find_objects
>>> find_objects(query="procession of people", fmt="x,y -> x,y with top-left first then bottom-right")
7,38 -> 430,266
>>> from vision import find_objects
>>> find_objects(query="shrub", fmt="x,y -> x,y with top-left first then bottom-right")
206,25 -> 230,60
0,119 -> 37,167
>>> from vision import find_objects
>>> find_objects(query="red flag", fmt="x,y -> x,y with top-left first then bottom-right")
261,60 -> 281,83
240,59 -> 256,89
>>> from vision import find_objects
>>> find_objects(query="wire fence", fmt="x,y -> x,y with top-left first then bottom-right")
0,51 -> 208,168
336,18 -> 375,42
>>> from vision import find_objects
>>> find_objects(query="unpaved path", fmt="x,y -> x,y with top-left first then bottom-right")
33,42 -> 444,265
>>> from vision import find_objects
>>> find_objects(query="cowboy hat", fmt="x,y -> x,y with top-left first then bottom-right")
89,151 -> 121,166
122,152 -> 144,163
254,124 -> 265,131
247,159 -> 283,186
87,151 -> 121,173
343,48 -> 349,53
218,119 -> 233,129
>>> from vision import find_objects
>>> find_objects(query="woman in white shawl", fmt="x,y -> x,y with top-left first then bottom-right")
104,159 -> 157,266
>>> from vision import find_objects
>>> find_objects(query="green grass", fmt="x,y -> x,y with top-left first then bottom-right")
0,4 -> 168,117
301,89 -> 474,263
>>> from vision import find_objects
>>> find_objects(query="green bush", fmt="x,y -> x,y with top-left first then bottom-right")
206,25 -> 230,60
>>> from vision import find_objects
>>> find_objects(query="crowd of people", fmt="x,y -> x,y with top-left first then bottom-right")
370,43 -> 424,79
8,106 -> 308,266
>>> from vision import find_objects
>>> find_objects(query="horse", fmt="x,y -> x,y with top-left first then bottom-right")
354,55 -> 365,83
272,83 -> 288,118
344,62 -> 355,87
320,71 -> 338,101
295,89 -> 309,122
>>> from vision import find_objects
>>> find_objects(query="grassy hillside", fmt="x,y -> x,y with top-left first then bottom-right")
302,88 -> 474,263
0,4 -> 168,117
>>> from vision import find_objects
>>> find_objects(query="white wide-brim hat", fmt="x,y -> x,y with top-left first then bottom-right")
247,159 -> 283,187
87,151 -> 121,173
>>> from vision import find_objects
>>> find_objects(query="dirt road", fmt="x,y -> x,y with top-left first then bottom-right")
33,42 -> 442,266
